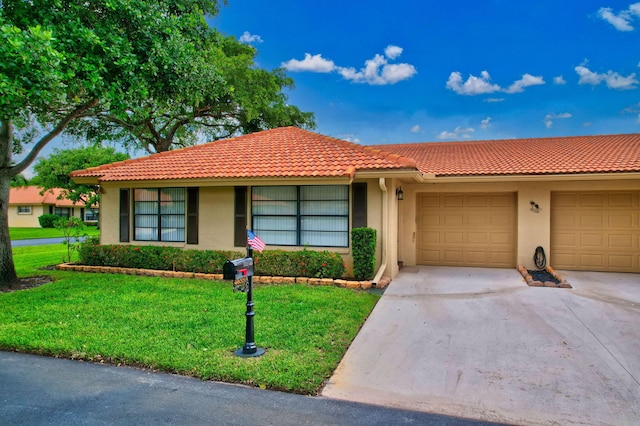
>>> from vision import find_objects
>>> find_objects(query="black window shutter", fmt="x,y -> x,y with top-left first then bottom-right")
234,186 -> 248,247
119,189 -> 130,242
186,187 -> 199,244
352,183 -> 367,229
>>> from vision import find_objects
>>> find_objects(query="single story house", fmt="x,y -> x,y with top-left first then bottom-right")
9,186 -> 98,227
71,127 -> 640,280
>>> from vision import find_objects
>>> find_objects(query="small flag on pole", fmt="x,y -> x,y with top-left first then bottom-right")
247,230 -> 266,252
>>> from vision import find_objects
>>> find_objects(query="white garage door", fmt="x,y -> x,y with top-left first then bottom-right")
417,193 -> 517,268
551,191 -> 640,272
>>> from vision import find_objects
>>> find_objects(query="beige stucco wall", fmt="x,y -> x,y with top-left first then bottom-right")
8,205 -> 47,227
98,180 -> 389,280
396,177 -> 640,272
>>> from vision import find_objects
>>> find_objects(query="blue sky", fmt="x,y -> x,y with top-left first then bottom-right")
211,0 -> 640,144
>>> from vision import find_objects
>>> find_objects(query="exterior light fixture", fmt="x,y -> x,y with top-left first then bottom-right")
396,187 -> 404,201
530,200 -> 540,213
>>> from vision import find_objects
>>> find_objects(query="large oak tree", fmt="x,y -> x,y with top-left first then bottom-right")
0,0 -> 314,286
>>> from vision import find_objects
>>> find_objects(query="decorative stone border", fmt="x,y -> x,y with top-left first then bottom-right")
517,265 -> 571,288
56,263 -> 390,290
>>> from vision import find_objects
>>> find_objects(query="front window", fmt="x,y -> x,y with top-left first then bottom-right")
17,206 -> 32,215
134,188 -> 185,242
252,185 -> 349,247
85,208 -> 99,221
54,207 -> 70,218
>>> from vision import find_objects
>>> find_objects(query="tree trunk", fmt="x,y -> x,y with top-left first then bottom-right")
0,120 -> 18,286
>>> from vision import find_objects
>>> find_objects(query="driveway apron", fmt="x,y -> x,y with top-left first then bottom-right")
322,266 -> 640,426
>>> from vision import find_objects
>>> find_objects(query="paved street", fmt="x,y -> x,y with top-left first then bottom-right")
0,351 -> 495,425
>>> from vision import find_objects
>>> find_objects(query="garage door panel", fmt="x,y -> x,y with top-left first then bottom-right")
609,255 -> 634,269
580,194 -> 605,207
609,234 -> 633,249
467,232 -> 488,244
551,191 -> 639,272
417,193 -> 516,268
580,234 -> 604,248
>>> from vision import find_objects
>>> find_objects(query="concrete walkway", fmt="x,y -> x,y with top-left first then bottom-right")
322,266 -> 640,425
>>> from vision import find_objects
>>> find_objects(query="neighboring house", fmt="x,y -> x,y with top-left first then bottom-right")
71,127 -> 640,280
8,186 -> 98,227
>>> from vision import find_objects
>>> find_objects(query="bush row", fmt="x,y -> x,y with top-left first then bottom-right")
78,238 -> 346,279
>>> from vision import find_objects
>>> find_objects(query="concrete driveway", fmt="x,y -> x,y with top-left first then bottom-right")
322,266 -> 640,425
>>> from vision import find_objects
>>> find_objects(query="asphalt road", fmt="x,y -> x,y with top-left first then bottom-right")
0,351 -> 496,425
11,237 -> 69,247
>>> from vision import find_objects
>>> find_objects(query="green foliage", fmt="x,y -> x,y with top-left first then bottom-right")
33,146 -> 129,206
253,249 -> 345,279
351,227 -> 377,280
6,243 -> 379,394
78,240 -> 345,278
38,214 -> 60,228
78,239 -> 244,274
55,216 -> 87,263
10,174 -> 29,187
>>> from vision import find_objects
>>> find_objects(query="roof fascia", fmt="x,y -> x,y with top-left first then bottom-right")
421,172 -> 640,183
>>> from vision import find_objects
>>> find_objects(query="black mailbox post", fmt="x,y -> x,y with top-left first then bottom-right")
223,250 -> 264,357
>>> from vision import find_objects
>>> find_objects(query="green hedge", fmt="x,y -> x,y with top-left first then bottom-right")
351,227 -> 377,280
78,238 -> 345,279
253,249 -> 345,278
39,214 -> 60,228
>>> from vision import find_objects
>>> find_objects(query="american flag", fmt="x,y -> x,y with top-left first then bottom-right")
247,230 -> 266,252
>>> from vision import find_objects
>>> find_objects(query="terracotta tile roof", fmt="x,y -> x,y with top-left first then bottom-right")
9,186 -> 85,207
71,127 -> 418,182
375,134 -> 640,177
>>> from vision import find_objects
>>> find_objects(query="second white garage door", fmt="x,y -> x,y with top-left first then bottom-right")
417,193 -> 517,268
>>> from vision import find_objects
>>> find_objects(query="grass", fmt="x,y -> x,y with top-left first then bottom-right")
1,245 -> 379,394
10,227 -> 100,240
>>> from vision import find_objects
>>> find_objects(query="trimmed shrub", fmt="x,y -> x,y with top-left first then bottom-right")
77,240 -> 345,279
39,214 -> 61,228
253,249 -> 345,279
352,227 -> 376,280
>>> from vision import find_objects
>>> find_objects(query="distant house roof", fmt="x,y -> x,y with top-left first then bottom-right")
9,186 -> 85,207
375,134 -> 640,177
70,128 -> 640,183
70,127 -> 418,182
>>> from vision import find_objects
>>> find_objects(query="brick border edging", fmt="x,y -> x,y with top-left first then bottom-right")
56,264 -> 390,290
517,265 -> 572,288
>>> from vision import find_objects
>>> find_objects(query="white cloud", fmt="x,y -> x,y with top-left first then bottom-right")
446,71 -> 545,96
543,112 -> 572,129
340,134 -> 360,143
575,65 -> 638,90
446,71 -> 501,95
281,53 -> 336,73
437,126 -> 475,140
239,31 -> 263,44
480,117 -> 492,129
484,97 -> 505,103
597,3 -> 640,31
553,75 -> 566,85
282,46 -> 416,85
384,45 -> 403,60
410,125 -> 421,133
505,74 -> 545,93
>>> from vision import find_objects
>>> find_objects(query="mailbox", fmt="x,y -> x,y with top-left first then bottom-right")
223,257 -> 254,281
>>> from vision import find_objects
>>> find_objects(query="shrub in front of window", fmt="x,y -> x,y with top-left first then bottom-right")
351,227 -> 377,280
78,240 -> 344,278
253,249 -> 345,278
38,214 -> 61,228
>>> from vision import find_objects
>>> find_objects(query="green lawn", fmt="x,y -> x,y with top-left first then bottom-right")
10,227 -> 100,240
1,245 -> 379,394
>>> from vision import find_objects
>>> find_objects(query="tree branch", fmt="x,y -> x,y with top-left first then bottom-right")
11,99 -> 100,176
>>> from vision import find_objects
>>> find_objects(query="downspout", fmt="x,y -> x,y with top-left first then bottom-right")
372,177 -> 387,285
